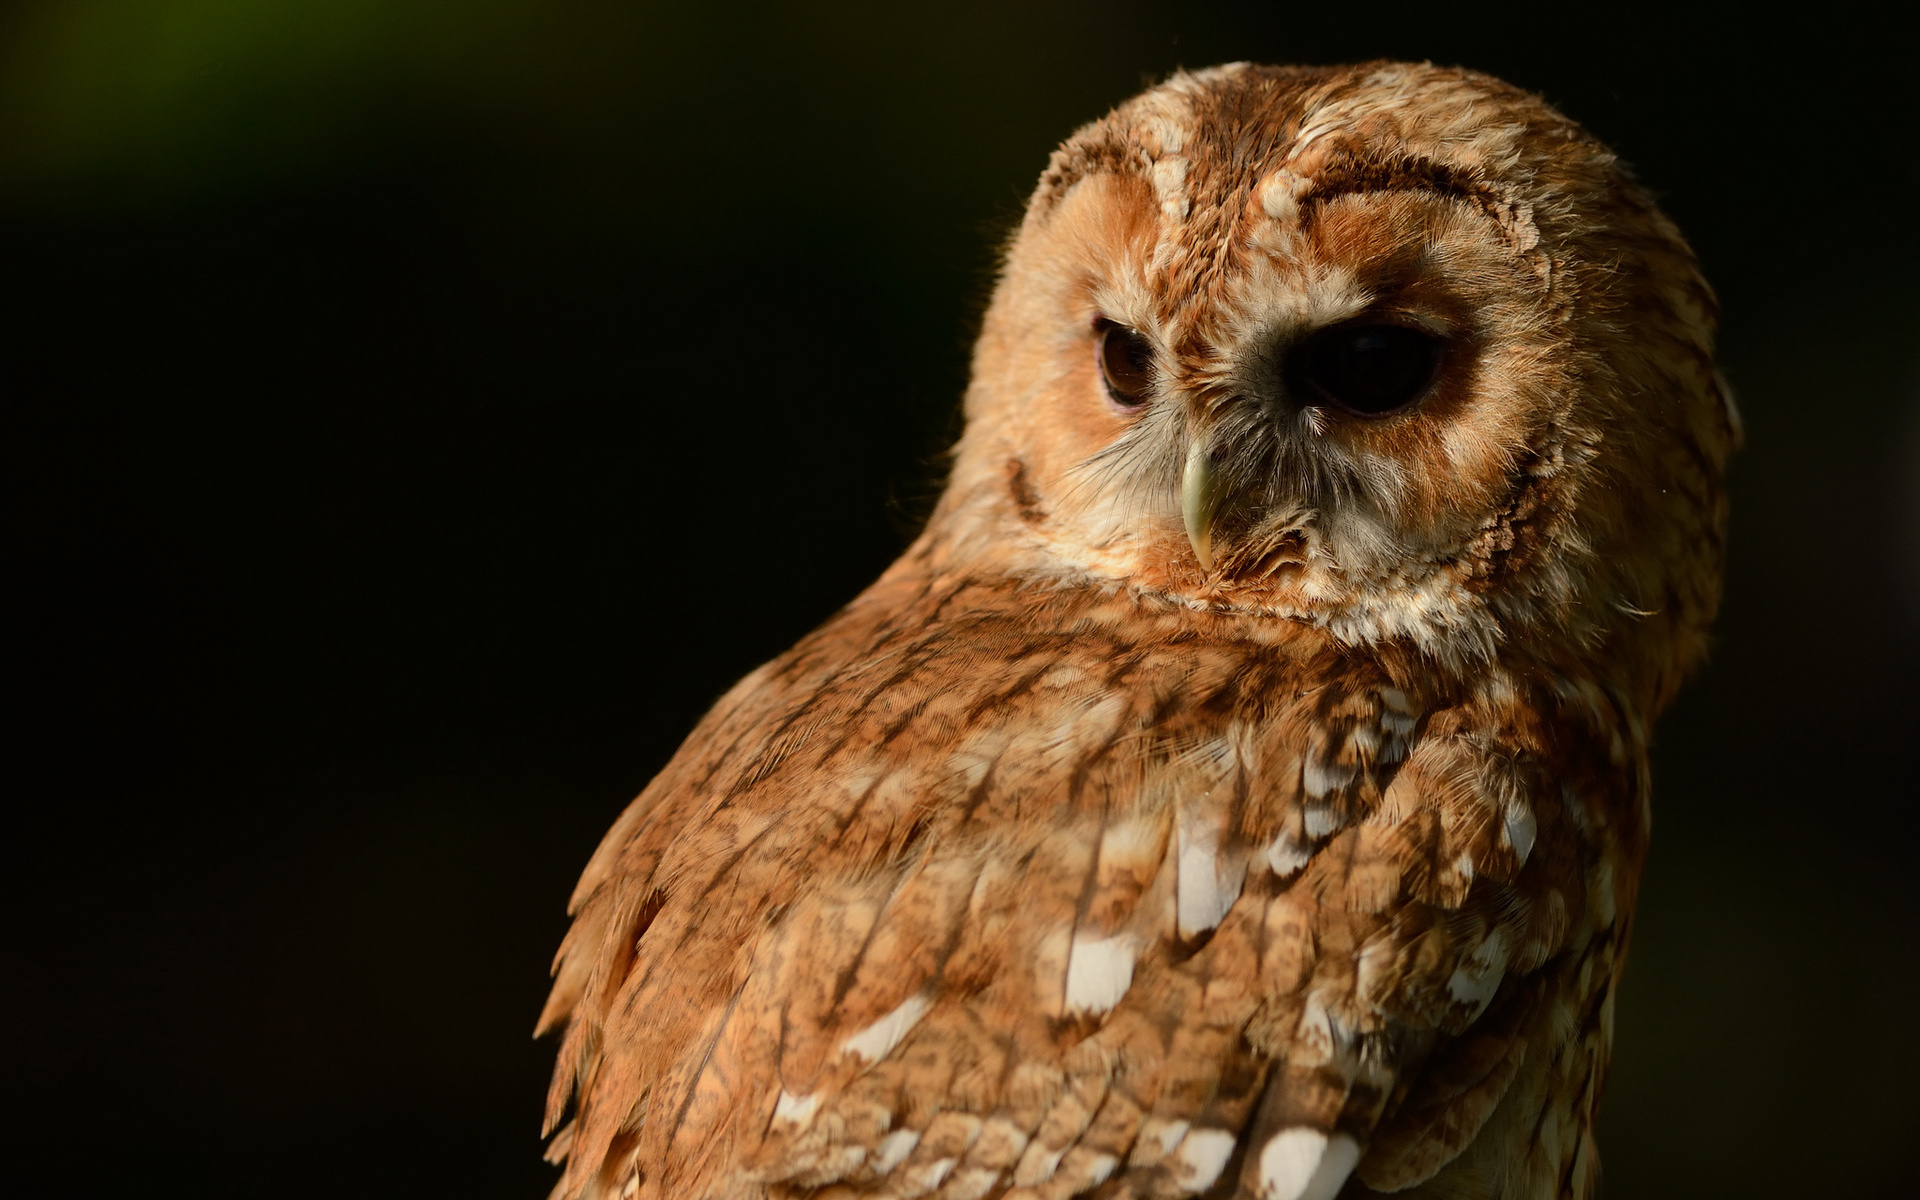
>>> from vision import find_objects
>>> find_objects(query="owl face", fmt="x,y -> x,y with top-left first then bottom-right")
940,63 -> 1735,688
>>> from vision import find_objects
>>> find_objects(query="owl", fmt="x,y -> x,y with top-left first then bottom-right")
536,62 -> 1736,1200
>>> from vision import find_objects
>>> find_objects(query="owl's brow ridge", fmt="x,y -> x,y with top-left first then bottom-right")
1294,153 -> 1495,208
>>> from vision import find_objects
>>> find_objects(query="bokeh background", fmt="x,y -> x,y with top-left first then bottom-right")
5,3 -> 1915,1197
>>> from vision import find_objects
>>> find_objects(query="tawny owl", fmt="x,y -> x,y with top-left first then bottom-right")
536,62 -> 1736,1200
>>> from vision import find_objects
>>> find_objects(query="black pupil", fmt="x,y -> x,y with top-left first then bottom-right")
1098,323 -> 1154,407
1296,324 -> 1440,415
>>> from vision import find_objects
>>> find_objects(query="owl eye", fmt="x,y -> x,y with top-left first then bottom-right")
1292,322 -> 1443,416
1095,320 -> 1155,411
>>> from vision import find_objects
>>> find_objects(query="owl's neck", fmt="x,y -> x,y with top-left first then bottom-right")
902,465 -> 1680,729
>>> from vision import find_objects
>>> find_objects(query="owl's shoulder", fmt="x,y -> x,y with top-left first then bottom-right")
541,564 -> 1637,1199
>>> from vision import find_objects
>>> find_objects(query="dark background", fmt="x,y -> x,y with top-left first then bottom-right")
4,3 -> 1915,1197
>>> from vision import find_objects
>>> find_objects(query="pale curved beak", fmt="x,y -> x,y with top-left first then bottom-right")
1182,439 -> 1225,572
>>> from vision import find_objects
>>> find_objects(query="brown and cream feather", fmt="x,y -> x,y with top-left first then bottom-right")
537,62 -> 1734,1200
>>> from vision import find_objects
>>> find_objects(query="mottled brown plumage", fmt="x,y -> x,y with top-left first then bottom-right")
537,62 -> 1735,1200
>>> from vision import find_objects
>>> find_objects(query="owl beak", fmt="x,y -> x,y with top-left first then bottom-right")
1182,439 -> 1226,572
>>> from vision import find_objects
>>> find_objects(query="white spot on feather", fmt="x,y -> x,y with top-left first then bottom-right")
1132,91 -> 1193,157
1152,1119 -> 1190,1156
1013,1141 -> 1066,1185
838,993 -> 930,1064
1538,1104 -> 1565,1168
915,1158 -> 956,1190
1504,803 -> 1538,866
773,1089 -> 819,1130
1129,1116 -> 1189,1167
1344,723 -> 1381,759
1178,814 -> 1246,938
1258,1128 -> 1359,1200
1479,673 -> 1517,705
1151,156 -> 1191,220
1301,760 -> 1351,801
1267,830 -> 1313,878
1258,169 -> 1306,222
1173,1128 -> 1237,1191
1448,931 -> 1512,1018
874,1129 -> 920,1173
1301,803 -> 1343,839
1086,1153 -> 1119,1185
1293,995 -> 1339,1065
1066,932 -> 1137,1014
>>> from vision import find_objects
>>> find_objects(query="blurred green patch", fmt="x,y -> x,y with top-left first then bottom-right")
0,0 -> 649,201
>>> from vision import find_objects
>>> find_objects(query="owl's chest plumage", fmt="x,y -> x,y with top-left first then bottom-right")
540,555 -> 1643,1200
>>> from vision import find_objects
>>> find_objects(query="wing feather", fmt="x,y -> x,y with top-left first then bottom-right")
538,576 -> 1623,1199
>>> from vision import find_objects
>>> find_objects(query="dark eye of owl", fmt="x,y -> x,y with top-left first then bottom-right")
1095,320 -> 1155,410
1292,322 -> 1443,416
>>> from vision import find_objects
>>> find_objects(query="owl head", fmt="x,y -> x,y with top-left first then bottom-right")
928,62 -> 1738,710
